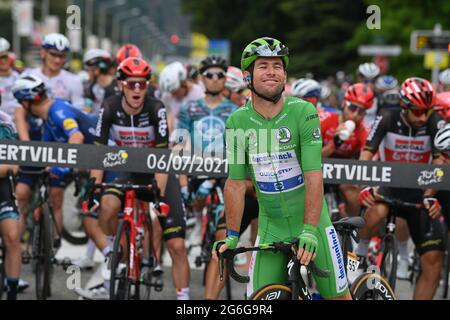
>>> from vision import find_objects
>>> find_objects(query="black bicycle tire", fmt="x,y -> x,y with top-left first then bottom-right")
380,233 -> 398,290
249,283 -> 296,300
442,240 -> 450,299
61,226 -> 88,245
139,230 -> 155,300
110,219 -> 132,300
34,204 -> 52,300
350,272 -> 397,300
0,246 -> 5,299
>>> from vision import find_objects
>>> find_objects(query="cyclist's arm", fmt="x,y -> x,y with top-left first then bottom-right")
224,178 -> 246,232
224,116 -> 247,232
90,103 -> 112,183
176,102 -> 191,188
50,103 -> 86,144
304,170 -> 323,226
322,143 -> 335,157
0,164 -> 18,177
14,107 -> 30,141
155,173 -> 168,197
299,102 -> 324,226
361,111 -> 390,159
68,131 -> 84,144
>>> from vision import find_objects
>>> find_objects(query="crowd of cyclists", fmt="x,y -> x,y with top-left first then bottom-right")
0,32 -> 449,300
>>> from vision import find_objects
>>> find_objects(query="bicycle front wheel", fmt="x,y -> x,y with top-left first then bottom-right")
34,203 -> 52,300
110,220 -> 132,300
249,283 -> 296,300
350,272 -> 396,300
380,233 -> 398,290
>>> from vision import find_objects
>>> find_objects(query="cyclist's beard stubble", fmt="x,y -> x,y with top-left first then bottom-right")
253,77 -> 285,102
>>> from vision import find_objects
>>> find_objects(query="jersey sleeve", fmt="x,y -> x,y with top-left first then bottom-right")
50,103 -> 81,138
93,101 -> 112,145
152,101 -> 169,148
298,102 -> 323,172
364,110 -> 390,153
225,115 -> 247,180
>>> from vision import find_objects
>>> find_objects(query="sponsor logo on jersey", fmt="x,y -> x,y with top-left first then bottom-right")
325,226 -> 347,293
276,127 -> 291,143
367,115 -> 383,141
157,108 -> 168,137
312,127 -> 321,140
417,168 -> 444,186
305,113 -> 319,122
63,118 -> 78,131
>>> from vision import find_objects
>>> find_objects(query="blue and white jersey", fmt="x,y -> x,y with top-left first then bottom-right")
177,98 -> 237,155
43,99 -> 97,144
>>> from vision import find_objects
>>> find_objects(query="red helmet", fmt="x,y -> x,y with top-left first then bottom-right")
116,44 -> 142,65
116,57 -> 151,81
400,77 -> 435,109
343,83 -> 374,109
435,92 -> 450,119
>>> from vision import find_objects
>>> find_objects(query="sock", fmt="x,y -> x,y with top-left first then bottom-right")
176,287 -> 190,300
398,240 -> 409,261
7,278 -> 19,301
356,239 -> 370,257
102,245 -> 112,258
86,239 -> 96,260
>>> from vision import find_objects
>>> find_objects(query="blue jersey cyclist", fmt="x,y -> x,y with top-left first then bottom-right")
12,74 -> 97,245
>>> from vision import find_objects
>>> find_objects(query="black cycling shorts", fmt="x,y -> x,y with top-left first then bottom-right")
103,173 -> 186,241
0,178 -> 18,222
378,187 -> 446,255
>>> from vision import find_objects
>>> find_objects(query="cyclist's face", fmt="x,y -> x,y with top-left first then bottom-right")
202,67 -> 226,93
252,57 -> 286,98
121,76 -> 149,108
404,107 -> 432,128
41,49 -> 67,72
0,52 -> 10,71
343,101 -> 366,124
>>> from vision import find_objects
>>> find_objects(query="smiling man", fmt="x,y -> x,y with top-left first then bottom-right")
215,37 -> 351,300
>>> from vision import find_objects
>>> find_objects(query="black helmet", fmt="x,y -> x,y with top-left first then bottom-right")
199,55 -> 228,74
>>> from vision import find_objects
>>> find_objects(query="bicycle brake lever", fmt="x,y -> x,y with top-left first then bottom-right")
351,229 -> 360,244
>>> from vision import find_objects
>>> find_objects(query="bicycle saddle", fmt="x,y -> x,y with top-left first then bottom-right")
332,216 -> 365,229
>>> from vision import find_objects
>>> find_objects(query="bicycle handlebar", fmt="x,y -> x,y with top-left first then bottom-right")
375,194 -> 425,210
216,239 -> 331,284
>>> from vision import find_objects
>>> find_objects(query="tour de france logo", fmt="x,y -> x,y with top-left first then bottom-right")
277,127 -> 291,143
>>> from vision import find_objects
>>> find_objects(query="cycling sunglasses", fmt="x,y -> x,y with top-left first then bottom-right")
48,51 -> 67,59
0,54 -> 9,60
407,107 -> 433,117
123,80 -> 149,90
203,71 -> 226,80
362,79 -> 375,84
345,101 -> 366,115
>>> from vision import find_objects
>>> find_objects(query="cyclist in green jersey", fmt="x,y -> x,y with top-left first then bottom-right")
214,37 -> 351,300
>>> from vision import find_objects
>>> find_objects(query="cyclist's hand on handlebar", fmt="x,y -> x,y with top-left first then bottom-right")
211,233 -> 239,261
423,196 -> 441,219
49,166 -> 72,179
297,224 -> 319,266
86,190 -> 101,212
359,186 -> 378,208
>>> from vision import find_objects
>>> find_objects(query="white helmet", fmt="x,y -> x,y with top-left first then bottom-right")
42,33 -> 70,52
291,78 -> 321,98
0,37 -> 10,53
320,84 -> 331,100
358,62 -> 380,79
225,66 -> 246,92
83,48 -> 111,65
439,68 -> 450,85
159,62 -> 187,93
12,75 -> 46,101
375,75 -> 398,91
434,123 -> 450,152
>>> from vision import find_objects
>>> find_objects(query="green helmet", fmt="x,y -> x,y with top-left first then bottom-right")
241,37 -> 289,71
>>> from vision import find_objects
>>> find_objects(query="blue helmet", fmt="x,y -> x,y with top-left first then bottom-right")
12,75 -> 47,101
375,75 -> 398,91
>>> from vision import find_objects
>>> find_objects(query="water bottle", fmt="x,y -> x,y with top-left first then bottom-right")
338,120 -> 356,141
